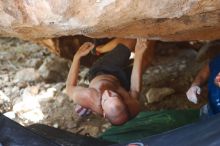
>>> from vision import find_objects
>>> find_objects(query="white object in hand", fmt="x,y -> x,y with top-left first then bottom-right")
186,86 -> 201,104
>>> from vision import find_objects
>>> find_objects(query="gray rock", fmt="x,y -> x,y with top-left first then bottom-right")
28,58 -> 43,69
17,81 -> 28,89
0,74 -> 9,82
146,87 -> 175,103
14,68 -> 40,82
153,69 -> 160,74
38,56 -> 70,83
55,95 -> 66,107
83,125 -> 99,137
0,90 -> 10,104
178,64 -> 186,71
102,123 -> 111,129
3,87 -> 11,97
79,67 -> 89,79
3,111 -> 16,119
53,82 -> 66,92
53,123 -> 59,128
66,122 -> 77,129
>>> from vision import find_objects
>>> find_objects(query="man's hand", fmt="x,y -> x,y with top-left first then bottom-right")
186,86 -> 201,104
75,104 -> 91,117
75,42 -> 94,59
214,72 -> 220,87
135,38 -> 148,53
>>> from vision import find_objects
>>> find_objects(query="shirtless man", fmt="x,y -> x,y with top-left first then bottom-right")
66,38 -> 154,125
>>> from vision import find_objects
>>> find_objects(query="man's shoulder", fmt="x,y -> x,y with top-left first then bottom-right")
72,86 -> 98,97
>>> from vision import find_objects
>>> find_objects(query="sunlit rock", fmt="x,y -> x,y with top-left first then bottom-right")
0,0 -> 220,41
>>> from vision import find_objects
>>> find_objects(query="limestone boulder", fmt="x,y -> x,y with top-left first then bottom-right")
0,0 -> 220,41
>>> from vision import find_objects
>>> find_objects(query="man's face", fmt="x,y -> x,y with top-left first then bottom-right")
101,90 -> 122,116
101,90 -> 129,125
102,90 -> 119,101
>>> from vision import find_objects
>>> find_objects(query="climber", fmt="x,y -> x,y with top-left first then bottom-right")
66,38 -> 155,125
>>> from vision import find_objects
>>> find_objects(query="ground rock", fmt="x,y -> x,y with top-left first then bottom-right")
27,58 -> 43,69
14,68 -> 40,82
81,125 -> 99,137
0,90 -> 10,104
146,87 -> 175,103
53,82 -> 66,92
3,111 -> 16,119
38,55 -> 69,83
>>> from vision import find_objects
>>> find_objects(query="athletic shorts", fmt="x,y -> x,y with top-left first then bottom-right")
87,44 -> 132,90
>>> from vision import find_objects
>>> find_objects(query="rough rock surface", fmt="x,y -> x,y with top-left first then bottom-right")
146,87 -> 175,104
38,54 -> 70,83
0,0 -> 220,41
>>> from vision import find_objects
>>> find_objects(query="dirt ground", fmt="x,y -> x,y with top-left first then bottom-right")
0,37 -> 209,137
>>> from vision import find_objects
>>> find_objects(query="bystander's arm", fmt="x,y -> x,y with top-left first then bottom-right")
191,64 -> 210,87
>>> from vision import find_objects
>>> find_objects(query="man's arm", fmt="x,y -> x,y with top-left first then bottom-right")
66,42 -> 105,115
70,86 -> 103,115
66,42 -> 94,98
186,63 -> 210,104
66,55 -> 80,95
122,39 -> 155,118
191,64 -> 210,87
130,39 -> 155,99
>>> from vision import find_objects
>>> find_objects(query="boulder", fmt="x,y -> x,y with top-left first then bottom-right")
14,68 -> 41,83
38,55 -> 70,83
0,0 -> 219,41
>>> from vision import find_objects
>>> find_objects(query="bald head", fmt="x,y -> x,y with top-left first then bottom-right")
101,90 -> 129,125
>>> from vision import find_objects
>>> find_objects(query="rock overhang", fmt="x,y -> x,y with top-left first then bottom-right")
0,0 -> 220,41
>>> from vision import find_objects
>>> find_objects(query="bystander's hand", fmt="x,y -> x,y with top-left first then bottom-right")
214,72 -> 220,87
186,85 -> 201,104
